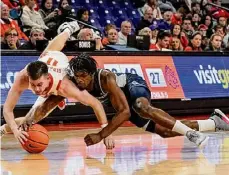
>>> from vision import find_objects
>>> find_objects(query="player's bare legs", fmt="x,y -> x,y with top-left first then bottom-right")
154,121 -> 197,138
133,97 -> 209,147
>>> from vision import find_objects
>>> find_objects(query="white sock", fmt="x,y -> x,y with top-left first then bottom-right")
197,120 -> 216,131
172,120 -> 193,135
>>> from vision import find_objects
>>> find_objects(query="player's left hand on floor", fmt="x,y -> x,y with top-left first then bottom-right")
84,133 -> 102,146
104,135 -> 115,150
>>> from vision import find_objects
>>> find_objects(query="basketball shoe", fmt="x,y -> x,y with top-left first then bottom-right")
210,109 -> 229,131
186,130 -> 209,148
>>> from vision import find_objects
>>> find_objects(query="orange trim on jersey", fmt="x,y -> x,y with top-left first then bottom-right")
53,60 -> 58,66
45,73 -> 54,95
47,58 -> 52,65
56,80 -> 62,91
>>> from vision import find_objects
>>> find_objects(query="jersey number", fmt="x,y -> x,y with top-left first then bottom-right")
47,58 -> 58,66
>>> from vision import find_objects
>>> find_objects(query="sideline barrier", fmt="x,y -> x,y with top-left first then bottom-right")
1,51 -> 229,122
1,51 -> 229,105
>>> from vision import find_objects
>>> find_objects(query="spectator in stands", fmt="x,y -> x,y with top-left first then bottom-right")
139,25 -> 158,48
171,10 -> 183,25
2,0 -> 39,11
169,37 -> 183,51
192,13 -> 201,31
224,38 -> 229,51
1,28 -> 20,49
201,15 -> 213,29
138,0 -> 162,19
150,31 -> 171,50
182,17 -> 194,39
77,28 -> 104,50
201,15 -> 213,38
117,21 -> 132,45
218,16 -> 227,28
201,36 -> 209,50
139,27 -> 152,43
76,8 -> 91,25
214,25 -> 226,43
19,27 -> 45,49
205,34 -> 223,51
163,11 -> 173,25
102,24 -> 117,46
20,0 -> 48,36
38,0 -> 58,31
150,25 -> 158,44
223,30 -> 229,48
184,32 -> 202,51
198,24 -> 208,37
57,0 -> 75,25
104,24 -> 116,36
191,2 -> 202,15
210,0 -> 229,20
135,7 -> 154,35
75,8 -> 93,37
158,0 -> 176,13
1,4 -> 28,41
103,28 -> 119,46
171,24 -> 189,48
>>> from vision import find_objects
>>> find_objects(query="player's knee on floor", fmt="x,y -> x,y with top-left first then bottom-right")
133,97 -> 150,114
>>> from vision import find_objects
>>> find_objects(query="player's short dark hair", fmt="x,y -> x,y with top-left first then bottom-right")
69,53 -> 97,75
27,61 -> 48,80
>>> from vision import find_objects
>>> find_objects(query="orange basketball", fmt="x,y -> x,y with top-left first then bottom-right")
21,124 -> 49,153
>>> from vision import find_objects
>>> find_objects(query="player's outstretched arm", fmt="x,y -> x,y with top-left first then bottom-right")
3,72 -> 29,144
59,77 -> 108,126
99,73 -> 130,138
43,21 -> 80,53
58,77 -> 115,149
84,73 -> 130,146
20,95 -> 65,131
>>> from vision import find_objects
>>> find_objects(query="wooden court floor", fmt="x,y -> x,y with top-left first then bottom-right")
1,123 -> 229,175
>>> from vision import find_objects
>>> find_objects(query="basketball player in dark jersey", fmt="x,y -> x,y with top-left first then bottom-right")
68,53 -> 229,148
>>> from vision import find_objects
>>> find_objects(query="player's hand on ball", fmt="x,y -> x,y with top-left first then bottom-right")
103,135 -> 115,150
84,133 -> 102,146
13,128 -> 29,145
20,116 -> 35,131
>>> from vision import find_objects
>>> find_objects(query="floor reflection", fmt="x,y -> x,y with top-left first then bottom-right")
1,129 -> 229,175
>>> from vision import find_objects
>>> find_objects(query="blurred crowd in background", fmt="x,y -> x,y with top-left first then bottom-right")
1,0 -> 229,51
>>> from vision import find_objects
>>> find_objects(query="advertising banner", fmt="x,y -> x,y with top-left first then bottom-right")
173,56 -> 229,98
3,54 -> 229,106
93,56 -> 185,99
1,56 -> 38,105
1,55 -> 185,105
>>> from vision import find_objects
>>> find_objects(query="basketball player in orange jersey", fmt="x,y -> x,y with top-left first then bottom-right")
66,54 -> 229,148
2,21 -> 114,149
